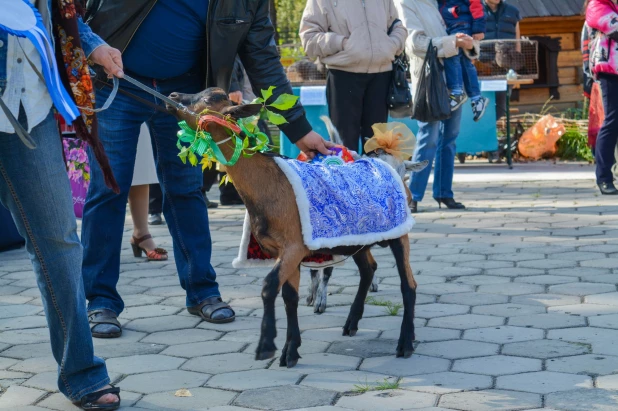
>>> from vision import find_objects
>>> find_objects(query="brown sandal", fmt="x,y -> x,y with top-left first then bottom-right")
131,235 -> 168,261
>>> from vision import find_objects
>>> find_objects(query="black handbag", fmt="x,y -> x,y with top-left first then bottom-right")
412,40 -> 451,123
386,19 -> 413,118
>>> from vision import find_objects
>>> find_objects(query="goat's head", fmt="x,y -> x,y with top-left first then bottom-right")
365,148 -> 428,182
167,87 -> 262,134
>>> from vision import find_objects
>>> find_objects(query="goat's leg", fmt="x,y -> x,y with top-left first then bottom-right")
314,267 -> 333,314
368,253 -> 379,293
306,269 -> 319,307
389,235 -> 417,358
280,271 -> 302,368
343,249 -> 375,336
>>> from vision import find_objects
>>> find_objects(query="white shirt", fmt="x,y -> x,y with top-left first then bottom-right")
0,29 -> 53,134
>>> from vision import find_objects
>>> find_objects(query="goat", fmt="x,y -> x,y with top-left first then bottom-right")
167,88 -> 421,367
305,116 -> 425,314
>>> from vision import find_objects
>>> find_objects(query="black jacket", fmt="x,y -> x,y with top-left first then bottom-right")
483,1 -> 521,41
85,0 -> 311,142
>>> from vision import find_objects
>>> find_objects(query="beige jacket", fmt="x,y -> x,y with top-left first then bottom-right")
394,0 -> 479,98
300,0 -> 408,73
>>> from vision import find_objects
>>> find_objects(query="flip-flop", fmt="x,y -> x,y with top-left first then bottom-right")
187,296 -> 236,324
76,386 -> 121,410
88,310 -> 122,339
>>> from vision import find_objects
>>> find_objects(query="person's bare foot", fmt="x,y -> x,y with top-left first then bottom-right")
96,385 -> 119,405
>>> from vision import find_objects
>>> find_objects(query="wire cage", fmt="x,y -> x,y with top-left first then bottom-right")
278,44 -> 327,86
475,39 -> 539,80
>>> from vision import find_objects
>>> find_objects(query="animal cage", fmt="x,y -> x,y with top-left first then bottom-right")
278,44 -> 327,86
475,39 -> 539,81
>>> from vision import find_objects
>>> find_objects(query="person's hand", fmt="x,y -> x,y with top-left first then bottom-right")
455,33 -> 474,50
296,131 -> 336,159
472,33 -> 485,41
90,45 -> 124,78
229,91 -> 243,105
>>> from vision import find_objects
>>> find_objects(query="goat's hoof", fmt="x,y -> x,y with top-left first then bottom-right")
256,340 -> 277,361
314,295 -> 327,314
256,350 -> 277,361
370,281 -> 379,293
306,295 -> 314,307
396,348 -> 415,358
279,341 -> 301,368
342,327 -> 358,337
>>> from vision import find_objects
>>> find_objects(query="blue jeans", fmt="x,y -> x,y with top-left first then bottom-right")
82,71 -> 221,315
444,50 -> 481,99
0,110 -> 110,401
596,74 -> 618,184
409,107 -> 463,201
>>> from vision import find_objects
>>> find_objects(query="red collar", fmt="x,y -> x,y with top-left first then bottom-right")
198,115 -> 241,134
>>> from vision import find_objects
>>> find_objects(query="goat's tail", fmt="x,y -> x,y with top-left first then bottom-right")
320,116 -> 343,146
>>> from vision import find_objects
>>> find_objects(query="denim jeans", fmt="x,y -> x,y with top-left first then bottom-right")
409,107 -> 463,201
82,70 -> 221,314
444,50 -> 481,99
595,74 -> 618,184
0,110 -> 110,401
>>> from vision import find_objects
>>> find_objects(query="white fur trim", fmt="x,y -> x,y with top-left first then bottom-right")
232,210 -> 346,269
273,157 -> 415,250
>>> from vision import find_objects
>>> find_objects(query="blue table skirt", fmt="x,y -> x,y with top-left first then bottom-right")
280,87 -> 497,158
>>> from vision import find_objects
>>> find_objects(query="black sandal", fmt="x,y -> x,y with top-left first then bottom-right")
77,386 -> 120,410
187,296 -> 236,324
88,310 -> 122,339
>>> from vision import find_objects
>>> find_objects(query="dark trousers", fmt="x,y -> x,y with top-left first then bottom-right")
326,69 -> 391,152
149,183 -> 163,214
596,74 -> 618,183
495,91 -> 507,119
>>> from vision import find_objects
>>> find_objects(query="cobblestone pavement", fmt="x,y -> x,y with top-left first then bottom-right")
1,178 -> 618,411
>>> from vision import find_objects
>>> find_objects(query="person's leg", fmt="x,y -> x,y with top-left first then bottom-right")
596,75 -> 618,185
409,120 -> 441,202
433,106 -> 463,200
129,185 -> 166,259
443,54 -> 465,96
461,55 -> 481,100
0,110 -> 116,404
327,69 -> 368,151
148,183 -> 164,223
147,74 -> 233,320
360,71 -> 391,148
613,142 -> 618,180
495,91 -> 507,119
82,80 -> 150,322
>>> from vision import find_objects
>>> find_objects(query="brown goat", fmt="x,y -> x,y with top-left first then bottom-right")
167,88 -> 418,367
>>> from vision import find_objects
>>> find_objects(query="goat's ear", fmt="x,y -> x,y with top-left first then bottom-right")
404,160 -> 429,172
222,103 -> 263,120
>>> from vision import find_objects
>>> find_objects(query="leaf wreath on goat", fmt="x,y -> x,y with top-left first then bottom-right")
175,86 -> 297,175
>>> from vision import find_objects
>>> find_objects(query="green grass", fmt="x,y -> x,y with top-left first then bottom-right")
365,297 -> 403,316
353,377 -> 400,394
556,128 -> 594,162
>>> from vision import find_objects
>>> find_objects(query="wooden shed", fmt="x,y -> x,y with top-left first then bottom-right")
508,0 -> 586,113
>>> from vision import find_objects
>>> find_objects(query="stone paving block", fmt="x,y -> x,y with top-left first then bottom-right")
454,275 -> 511,285
302,328 -> 380,342
136,387 -> 236,410
549,304 -> 618,316
182,353 -> 269,374
336,389 -> 437,411
581,258 -> 618,269
552,252 -> 607,262
360,355 -> 450,377
508,313 -> 586,329
301,370 -> 396,393
106,354 -> 185,374
549,267 -> 611,278
459,260 -> 514,270
586,292 -> 618,306
472,304 -> 546,317
547,326 -> 618,346
244,337 -> 330,357
8,358 -> 56,376
119,305 -> 181,320
586,314 -> 618,329
234,385 -> 337,411
95,343 -> 166,359
428,314 -> 504,330
0,316 -> 47,331
546,388 -> 618,411
439,389 -> 542,411
0,304 -> 41,319
479,283 -> 547,296
328,339 -> 402,358
123,315 -> 201,333
463,326 -> 543,344
381,327 -> 460,343
518,259 -> 575,270
414,340 -> 499,359
431,254 -> 485,263
550,283 -> 616,297
122,295 -> 165,308
488,253 -> 547,262
197,316 -> 262,332
416,283 -> 475,296
546,354 -> 618,375
358,316 -> 416,331
496,371 -> 592,394
0,386 -> 47,407
0,357 -> 19,370
161,340 -> 246,358
502,339 -> 590,359
438,293 -> 509,306
588,274 -> 618,284
511,294 -> 581,307
119,370 -> 210,394
453,355 -> 541,376
400,372 -> 492,394
1,342 -> 52,360
22,371 -> 61,391
0,328 -> 49,345
140,329 -> 221,345
415,304 -> 469,319
39,391 -> 142,411
208,369 -> 301,391
484,268 -> 545,278
515,275 -> 577,285
269,353 -> 360,374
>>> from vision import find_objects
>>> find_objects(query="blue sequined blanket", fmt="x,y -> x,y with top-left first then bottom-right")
273,157 -> 414,250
